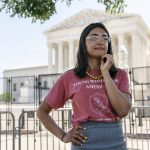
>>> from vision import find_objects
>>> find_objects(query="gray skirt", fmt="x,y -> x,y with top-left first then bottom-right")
71,121 -> 127,150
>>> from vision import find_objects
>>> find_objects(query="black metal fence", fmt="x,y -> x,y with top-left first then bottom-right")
131,67 -> 150,118
1,66 -> 150,107
0,107 -> 150,150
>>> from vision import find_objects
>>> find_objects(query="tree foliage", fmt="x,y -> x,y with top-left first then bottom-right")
0,92 -> 11,103
0,0 -> 127,23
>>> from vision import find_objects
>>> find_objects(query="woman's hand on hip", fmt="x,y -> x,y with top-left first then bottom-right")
62,126 -> 87,146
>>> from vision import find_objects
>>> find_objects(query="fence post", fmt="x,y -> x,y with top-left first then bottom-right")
18,111 -> 25,150
21,109 -> 25,129
138,108 -> 143,126
68,110 -> 72,129
62,110 -> 64,130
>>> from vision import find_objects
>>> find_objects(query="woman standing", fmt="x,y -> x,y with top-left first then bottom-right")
37,22 -> 131,150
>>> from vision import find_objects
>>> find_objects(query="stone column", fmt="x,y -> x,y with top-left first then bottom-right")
142,40 -> 147,66
131,32 -> 142,67
58,42 -> 63,73
115,34 -> 124,66
147,46 -> 150,65
118,45 -> 128,69
68,40 -> 75,69
74,40 -> 79,65
47,43 -> 53,73
118,33 -> 124,51
111,36 -> 118,66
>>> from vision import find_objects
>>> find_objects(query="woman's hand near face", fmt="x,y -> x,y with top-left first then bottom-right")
100,54 -> 114,75
62,126 -> 87,146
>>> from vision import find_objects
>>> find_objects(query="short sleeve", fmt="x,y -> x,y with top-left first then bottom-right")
118,70 -> 131,94
44,73 -> 70,109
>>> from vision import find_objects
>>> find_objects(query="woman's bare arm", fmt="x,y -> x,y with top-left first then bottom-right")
103,72 -> 132,117
36,101 -> 86,145
36,101 -> 65,140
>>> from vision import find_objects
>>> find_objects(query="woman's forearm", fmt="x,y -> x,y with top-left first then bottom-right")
36,102 -> 65,140
103,72 -> 131,117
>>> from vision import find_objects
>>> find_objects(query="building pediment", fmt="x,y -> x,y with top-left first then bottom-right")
46,9 -> 135,32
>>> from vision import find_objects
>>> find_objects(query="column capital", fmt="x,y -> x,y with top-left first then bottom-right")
47,42 -> 53,49
131,31 -> 140,37
68,39 -> 75,43
58,41 -> 63,46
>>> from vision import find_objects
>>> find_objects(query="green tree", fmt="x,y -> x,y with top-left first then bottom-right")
0,92 -> 11,103
0,0 -> 127,23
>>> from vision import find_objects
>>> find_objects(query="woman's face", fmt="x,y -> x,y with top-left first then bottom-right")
85,27 -> 110,59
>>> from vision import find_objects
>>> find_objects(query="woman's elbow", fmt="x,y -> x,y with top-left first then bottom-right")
118,111 -> 129,118
118,103 -> 132,118
36,107 -> 43,120
36,101 -> 52,120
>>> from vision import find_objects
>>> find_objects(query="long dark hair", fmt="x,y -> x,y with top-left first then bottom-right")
74,22 -> 117,78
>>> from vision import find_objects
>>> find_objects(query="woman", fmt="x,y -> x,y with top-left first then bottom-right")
37,22 -> 131,150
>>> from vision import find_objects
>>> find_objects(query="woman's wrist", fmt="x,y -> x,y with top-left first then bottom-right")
61,132 -> 66,142
101,70 -> 110,77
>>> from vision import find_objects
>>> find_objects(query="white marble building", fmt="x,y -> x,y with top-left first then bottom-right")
2,9 -> 150,103
44,9 -> 150,74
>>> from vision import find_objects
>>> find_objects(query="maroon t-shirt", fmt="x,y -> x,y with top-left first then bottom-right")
45,68 -> 130,126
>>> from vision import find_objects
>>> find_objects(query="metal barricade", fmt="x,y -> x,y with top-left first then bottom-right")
18,110 -> 37,150
123,106 -> 150,150
1,107 -> 150,150
0,111 -> 15,150
17,108 -> 72,150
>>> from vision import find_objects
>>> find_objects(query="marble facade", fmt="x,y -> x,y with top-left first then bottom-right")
44,9 -> 150,74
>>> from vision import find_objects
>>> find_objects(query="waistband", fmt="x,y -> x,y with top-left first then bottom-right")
88,117 -> 120,122
81,120 -> 121,128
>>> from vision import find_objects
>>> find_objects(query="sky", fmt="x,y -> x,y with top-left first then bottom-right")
0,0 -> 150,77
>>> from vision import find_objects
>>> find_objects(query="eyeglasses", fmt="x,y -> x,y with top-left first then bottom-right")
86,35 -> 111,43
